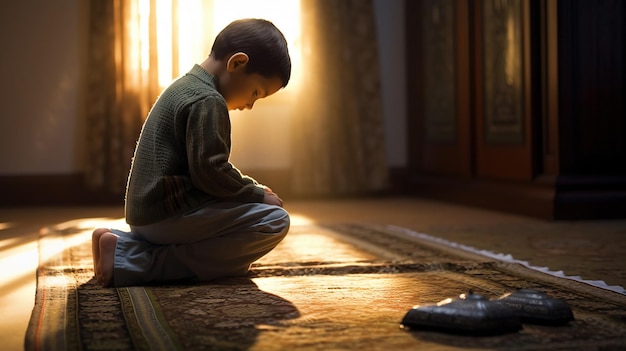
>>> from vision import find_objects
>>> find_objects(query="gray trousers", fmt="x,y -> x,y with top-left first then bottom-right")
110,201 -> 290,287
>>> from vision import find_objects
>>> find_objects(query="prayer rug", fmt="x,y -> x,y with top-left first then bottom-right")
25,222 -> 626,350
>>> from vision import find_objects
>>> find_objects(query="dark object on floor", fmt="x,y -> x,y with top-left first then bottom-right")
400,290 -> 522,335
494,289 -> 574,325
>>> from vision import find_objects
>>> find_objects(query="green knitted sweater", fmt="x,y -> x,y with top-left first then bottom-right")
125,65 -> 266,226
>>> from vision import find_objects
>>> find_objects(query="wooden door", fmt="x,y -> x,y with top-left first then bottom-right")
473,0 -> 535,181
407,0 -> 472,177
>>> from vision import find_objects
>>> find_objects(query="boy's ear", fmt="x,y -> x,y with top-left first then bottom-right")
226,52 -> 249,72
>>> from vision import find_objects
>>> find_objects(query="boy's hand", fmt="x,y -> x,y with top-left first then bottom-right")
263,187 -> 283,207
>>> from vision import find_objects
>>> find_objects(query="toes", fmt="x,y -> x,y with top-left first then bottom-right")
92,228 -> 110,241
98,232 -> 119,287
92,228 -> 110,278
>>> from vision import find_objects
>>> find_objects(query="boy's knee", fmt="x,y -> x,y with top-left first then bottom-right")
274,206 -> 290,230
265,206 -> 290,235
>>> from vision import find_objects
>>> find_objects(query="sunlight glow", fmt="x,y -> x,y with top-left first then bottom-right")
289,214 -> 314,226
0,237 -> 20,250
138,0 -> 151,72
0,218 -> 127,291
0,222 -> 13,231
175,0 -> 212,85
212,0 -> 301,45
0,240 -> 38,288
156,0 -> 173,83
37,231 -> 92,267
39,217 -> 129,234
136,0 -> 301,88
251,273 -> 422,343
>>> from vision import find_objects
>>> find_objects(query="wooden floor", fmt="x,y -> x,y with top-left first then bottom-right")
2,197 -> 625,350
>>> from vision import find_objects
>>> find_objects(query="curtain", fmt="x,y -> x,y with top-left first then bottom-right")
84,0 -> 160,193
291,0 -> 389,196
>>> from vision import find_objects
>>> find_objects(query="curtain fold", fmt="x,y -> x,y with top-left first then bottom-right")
84,0 -> 160,193
291,0 -> 389,196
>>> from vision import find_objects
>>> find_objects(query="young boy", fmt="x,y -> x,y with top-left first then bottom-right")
92,19 -> 291,287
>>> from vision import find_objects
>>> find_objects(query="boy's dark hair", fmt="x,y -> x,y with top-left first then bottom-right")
210,19 -> 291,87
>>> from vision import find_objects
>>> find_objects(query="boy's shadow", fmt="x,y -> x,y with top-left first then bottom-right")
80,276 -> 300,350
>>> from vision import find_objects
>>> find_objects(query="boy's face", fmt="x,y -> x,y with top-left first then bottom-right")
220,53 -> 284,111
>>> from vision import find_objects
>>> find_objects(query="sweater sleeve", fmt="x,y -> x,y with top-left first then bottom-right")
184,95 -> 266,203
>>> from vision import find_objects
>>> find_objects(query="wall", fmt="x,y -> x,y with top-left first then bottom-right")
0,0 -> 87,175
0,0 -> 406,177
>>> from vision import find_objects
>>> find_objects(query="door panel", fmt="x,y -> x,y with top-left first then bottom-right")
410,0 -> 472,177
474,0 -> 534,181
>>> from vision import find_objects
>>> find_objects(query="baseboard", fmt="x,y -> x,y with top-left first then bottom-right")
406,173 -> 626,220
406,174 -> 555,219
0,174 -> 122,207
553,175 -> 626,220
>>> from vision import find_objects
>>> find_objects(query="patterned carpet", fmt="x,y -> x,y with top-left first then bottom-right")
26,223 -> 626,350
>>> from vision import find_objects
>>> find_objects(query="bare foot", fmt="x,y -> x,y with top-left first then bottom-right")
91,228 -> 110,279
98,232 -> 119,287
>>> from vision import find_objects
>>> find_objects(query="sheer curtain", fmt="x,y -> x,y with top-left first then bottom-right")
291,0 -> 389,196
84,0 -> 160,193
